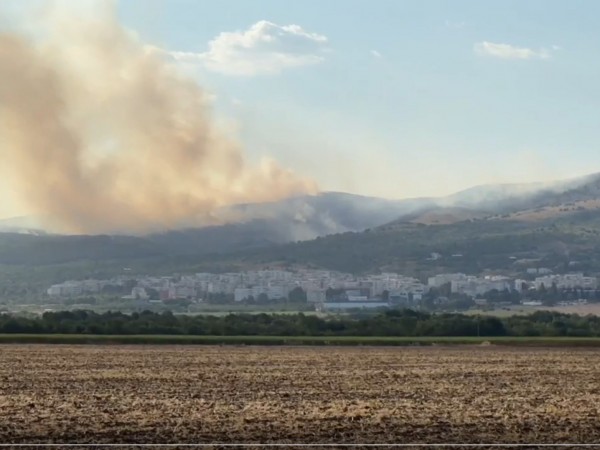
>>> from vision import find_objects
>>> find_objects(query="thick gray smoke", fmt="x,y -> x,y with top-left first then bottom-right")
0,2 -> 317,234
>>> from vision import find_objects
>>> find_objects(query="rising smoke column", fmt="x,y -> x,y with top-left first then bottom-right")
0,3 -> 317,234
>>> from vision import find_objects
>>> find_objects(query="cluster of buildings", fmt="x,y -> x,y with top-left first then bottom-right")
46,280 -> 113,297
531,273 -> 598,290
179,270 -> 426,304
46,270 -> 427,305
46,268 -> 600,311
428,272 -> 598,296
427,274 -> 513,297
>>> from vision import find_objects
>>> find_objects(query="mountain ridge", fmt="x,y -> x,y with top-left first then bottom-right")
2,172 -> 600,273
4,171 -> 598,237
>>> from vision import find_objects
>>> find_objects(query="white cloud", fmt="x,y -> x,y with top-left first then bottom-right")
171,20 -> 328,76
370,49 -> 382,58
474,41 -> 553,60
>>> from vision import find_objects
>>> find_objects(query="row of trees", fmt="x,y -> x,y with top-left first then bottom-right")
0,309 -> 599,337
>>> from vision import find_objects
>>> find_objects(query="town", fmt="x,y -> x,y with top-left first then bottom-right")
45,267 -> 600,313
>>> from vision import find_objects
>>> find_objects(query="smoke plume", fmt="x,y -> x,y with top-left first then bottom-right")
0,3 -> 317,234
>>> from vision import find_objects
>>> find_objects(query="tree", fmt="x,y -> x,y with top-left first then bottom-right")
288,287 -> 307,303
439,282 -> 452,298
538,283 -> 547,297
325,287 -> 344,300
256,293 -> 269,303
146,288 -> 160,300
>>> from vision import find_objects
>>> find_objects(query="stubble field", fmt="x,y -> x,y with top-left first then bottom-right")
1,344 -> 600,447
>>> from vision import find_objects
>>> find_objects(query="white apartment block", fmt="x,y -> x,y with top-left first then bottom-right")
534,274 -> 598,290
234,285 -> 291,302
131,287 -> 149,300
46,280 -> 102,297
451,277 -> 511,297
514,279 -> 528,292
50,268 -> 600,304
428,273 -> 468,288
168,286 -> 197,299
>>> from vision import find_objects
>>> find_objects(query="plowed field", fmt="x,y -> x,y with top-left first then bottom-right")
1,345 -> 599,447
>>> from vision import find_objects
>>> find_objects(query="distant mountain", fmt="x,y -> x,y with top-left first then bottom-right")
145,173 -> 600,254
0,216 -> 47,235
0,192 -> 437,264
441,180 -> 561,209
142,192 -> 441,256
0,232 -> 161,265
392,206 -> 489,226
220,192 -> 437,236
0,192 -> 433,255
3,172 -> 600,271
440,173 -> 600,212
241,173 -> 600,275
227,208 -> 600,277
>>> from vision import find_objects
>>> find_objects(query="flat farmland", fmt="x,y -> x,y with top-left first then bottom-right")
1,345 -> 600,446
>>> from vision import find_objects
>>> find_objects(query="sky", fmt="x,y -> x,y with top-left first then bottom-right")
2,0 -> 600,220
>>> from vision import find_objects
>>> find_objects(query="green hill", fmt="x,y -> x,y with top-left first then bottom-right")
229,210 -> 600,277
3,174 -> 600,286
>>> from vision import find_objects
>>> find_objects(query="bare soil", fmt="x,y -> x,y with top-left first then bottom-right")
0,345 -> 599,447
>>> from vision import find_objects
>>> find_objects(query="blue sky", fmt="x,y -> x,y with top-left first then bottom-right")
5,0 -> 600,204
115,0 -> 600,199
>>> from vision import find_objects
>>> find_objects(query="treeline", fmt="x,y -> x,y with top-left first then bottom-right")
1,309 -> 600,337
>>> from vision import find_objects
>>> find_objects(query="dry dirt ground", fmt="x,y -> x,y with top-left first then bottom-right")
1,345 -> 600,448
545,303 -> 600,315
